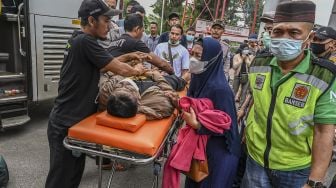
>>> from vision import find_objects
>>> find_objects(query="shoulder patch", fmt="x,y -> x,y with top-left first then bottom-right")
312,58 -> 336,74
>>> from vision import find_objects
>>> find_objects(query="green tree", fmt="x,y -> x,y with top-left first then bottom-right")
150,0 -> 185,33
148,0 -> 265,33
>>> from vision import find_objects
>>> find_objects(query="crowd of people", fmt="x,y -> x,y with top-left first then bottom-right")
43,0 -> 336,188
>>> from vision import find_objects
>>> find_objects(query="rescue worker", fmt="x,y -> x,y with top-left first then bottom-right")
311,26 -> 336,163
311,26 -> 336,63
242,1 -> 336,188
45,0 -> 147,187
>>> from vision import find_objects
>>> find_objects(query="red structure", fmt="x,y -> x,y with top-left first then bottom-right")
182,0 -> 231,27
251,0 -> 259,34
181,0 -> 259,34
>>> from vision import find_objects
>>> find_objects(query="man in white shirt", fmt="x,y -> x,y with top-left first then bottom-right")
154,24 -> 189,78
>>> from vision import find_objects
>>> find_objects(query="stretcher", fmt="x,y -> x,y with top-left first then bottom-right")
63,90 -> 186,188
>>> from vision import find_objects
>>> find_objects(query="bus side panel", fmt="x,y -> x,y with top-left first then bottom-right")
30,15 -> 79,101
29,14 -> 38,102
29,0 -> 80,18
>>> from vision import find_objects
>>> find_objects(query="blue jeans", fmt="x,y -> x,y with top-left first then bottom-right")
241,156 -> 310,188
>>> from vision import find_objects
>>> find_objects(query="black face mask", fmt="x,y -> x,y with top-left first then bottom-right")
310,43 -> 326,55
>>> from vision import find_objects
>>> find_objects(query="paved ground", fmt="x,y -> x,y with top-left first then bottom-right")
0,100 -> 166,188
0,100 -> 335,188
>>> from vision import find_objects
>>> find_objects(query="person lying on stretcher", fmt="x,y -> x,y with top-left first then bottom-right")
98,66 -> 187,120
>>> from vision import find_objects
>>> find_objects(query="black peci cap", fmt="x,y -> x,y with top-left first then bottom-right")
274,1 -> 316,23
78,0 -> 122,18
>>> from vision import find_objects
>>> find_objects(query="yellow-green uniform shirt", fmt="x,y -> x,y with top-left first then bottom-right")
270,50 -> 336,124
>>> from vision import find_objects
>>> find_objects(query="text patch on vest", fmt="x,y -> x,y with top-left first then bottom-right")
284,83 -> 311,108
255,74 -> 266,90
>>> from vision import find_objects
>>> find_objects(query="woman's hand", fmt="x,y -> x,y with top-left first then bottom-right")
182,107 -> 201,130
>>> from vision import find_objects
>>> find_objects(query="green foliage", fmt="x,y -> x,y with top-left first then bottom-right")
150,0 -> 185,33
147,0 -> 265,34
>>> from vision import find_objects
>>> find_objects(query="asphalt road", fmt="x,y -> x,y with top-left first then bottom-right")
0,100 -> 164,188
0,100 -> 335,188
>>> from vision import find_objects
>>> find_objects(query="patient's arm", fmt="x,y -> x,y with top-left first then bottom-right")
147,53 -> 174,74
116,51 -> 152,66
116,52 -> 174,75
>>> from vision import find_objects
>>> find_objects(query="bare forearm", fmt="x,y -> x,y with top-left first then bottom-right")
148,53 -> 174,74
240,94 -> 251,110
309,124 -> 335,181
101,59 -> 140,77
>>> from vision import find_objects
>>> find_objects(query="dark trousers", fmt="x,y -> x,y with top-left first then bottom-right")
241,156 -> 310,188
45,119 -> 86,188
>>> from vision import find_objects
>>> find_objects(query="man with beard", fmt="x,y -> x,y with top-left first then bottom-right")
45,0 -> 147,187
158,12 -> 187,48
154,24 -> 190,78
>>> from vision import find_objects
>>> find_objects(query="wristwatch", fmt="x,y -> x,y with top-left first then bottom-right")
306,179 -> 326,188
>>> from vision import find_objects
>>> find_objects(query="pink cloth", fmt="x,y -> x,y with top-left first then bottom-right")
162,97 -> 231,188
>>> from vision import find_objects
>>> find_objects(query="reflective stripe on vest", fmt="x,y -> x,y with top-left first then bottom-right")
246,65 -> 329,170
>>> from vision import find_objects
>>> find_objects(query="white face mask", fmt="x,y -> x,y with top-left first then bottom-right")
189,52 -> 222,74
189,57 -> 208,74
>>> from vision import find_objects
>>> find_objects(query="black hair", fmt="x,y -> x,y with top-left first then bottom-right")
127,0 -> 140,7
236,43 -> 249,55
187,27 -> 196,32
124,13 -> 144,32
130,5 -> 145,14
106,92 -> 138,118
150,21 -> 158,27
168,12 -> 180,20
80,17 -> 89,27
171,24 -> 184,35
80,15 -> 99,27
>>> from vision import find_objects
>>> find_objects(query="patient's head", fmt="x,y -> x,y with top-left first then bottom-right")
106,90 -> 138,118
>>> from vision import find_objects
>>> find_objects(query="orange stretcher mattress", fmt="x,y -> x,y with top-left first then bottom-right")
68,113 -> 177,156
68,89 -> 186,156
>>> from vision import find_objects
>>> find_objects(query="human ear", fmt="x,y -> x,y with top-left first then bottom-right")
88,16 -> 96,27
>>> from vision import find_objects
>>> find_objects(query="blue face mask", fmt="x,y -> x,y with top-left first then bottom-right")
270,35 -> 309,62
262,32 -> 271,49
186,35 -> 194,42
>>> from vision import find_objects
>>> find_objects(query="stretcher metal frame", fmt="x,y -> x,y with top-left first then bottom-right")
63,115 -> 183,188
